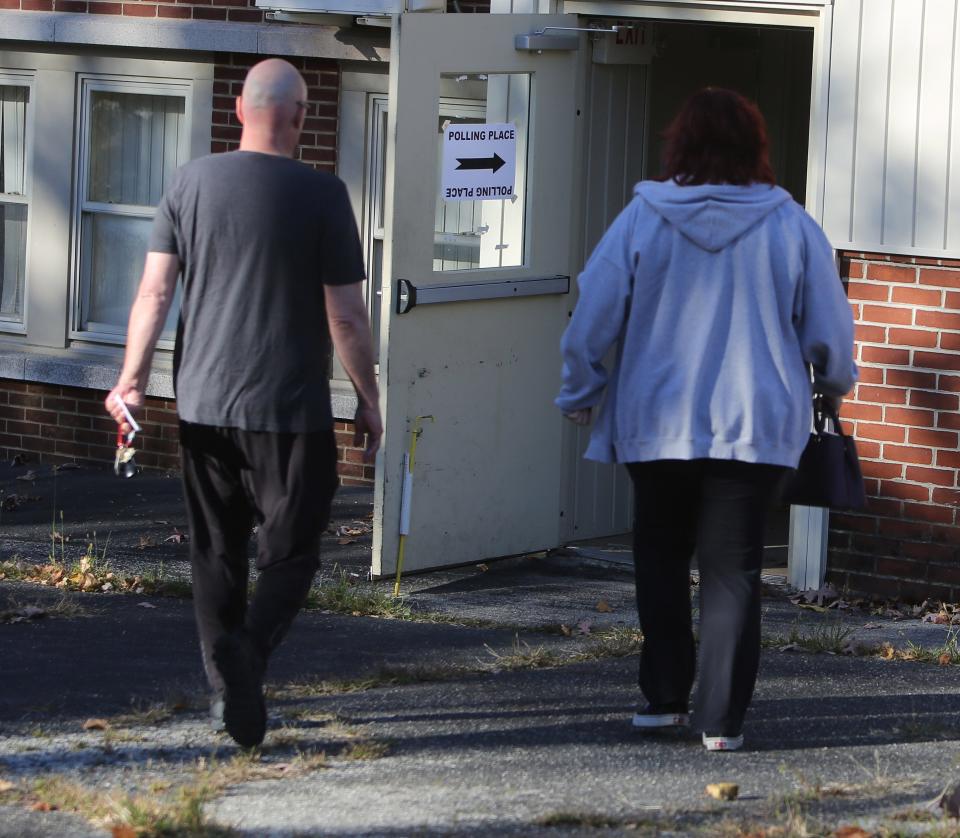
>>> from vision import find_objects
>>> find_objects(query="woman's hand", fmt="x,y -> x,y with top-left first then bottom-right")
563,408 -> 592,426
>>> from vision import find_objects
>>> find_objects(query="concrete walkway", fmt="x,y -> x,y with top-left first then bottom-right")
2,461 -> 960,836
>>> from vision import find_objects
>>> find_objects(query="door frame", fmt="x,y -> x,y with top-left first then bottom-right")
552,0 -> 836,588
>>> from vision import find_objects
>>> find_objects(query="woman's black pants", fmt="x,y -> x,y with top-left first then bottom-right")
626,459 -> 786,736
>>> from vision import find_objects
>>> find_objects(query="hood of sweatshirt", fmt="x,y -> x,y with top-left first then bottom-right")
635,180 -> 794,252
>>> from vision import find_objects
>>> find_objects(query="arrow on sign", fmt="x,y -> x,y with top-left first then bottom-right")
456,153 -> 506,174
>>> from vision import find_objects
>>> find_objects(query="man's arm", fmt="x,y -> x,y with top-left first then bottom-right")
324,281 -> 382,463
105,252 -> 180,433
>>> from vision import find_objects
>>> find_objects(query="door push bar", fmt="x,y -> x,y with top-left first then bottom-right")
396,275 -> 570,314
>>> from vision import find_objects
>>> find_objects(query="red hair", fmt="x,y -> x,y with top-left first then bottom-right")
661,88 -> 775,186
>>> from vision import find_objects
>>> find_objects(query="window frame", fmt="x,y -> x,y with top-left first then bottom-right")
0,70 -> 35,335
70,74 -> 192,349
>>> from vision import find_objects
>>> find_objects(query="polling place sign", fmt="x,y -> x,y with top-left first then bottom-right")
441,122 -> 517,201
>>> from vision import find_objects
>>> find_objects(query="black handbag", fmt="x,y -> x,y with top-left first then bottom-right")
781,395 -> 867,511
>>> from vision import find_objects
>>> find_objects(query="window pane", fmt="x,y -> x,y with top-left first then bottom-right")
0,85 -> 29,197
0,202 -> 26,321
81,213 -> 179,333
435,74 -> 530,272
87,91 -> 184,206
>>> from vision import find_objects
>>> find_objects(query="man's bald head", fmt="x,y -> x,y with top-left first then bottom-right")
237,59 -> 308,157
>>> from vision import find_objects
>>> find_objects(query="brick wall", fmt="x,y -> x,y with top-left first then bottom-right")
0,0 -> 266,22
0,1 -> 487,19
0,379 -> 373,483
829,253 -> 960,602
0,380 -> 181,471
212,53 -> 339,171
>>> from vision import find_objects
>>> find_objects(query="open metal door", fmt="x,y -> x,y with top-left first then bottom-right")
371,13 -> 582,575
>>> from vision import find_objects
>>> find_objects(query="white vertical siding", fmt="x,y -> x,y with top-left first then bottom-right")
568,61 -> 646,541
823,0 -> 960,256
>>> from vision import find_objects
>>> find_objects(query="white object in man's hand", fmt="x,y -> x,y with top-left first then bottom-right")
563,408 -> 592,426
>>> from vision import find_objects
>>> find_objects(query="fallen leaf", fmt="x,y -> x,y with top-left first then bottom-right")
923,613 -> 951,625
880,642 -> 896,660
0,779 -> 15,792
835,828 -> 871,838
596,600 -> 613,613
476,563 -> 489,572
138,536 -> 157,550
559,624 -> 573,637
705,782 -> 739,801
83,718 -> 110,731
337,523 -> 371,537
112,826 -> 138,838
31,801 -> 56,812
337,537 -> 357,545
940,653 -> 952,666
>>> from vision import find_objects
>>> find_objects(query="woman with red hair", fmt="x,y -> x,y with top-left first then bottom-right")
556,88 -> 856,751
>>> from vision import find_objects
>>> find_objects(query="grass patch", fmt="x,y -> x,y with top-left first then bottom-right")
0,747 -> 333,836
765,621 -> 960,669
764,620 -> 855,655
536,812 -> 658,832
537,811 -> 624,828
0,550 -> 191,599
339,739 -> 390,761
276,629 -> 646,700
274,662 -> 472,700
0,596 -> 86,624
485,637 -> 565,670
3,774 -> 235,837
111,690 -> 198,729
305,571 -> 413,619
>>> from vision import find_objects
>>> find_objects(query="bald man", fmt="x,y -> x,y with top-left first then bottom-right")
106,58 -> 381,748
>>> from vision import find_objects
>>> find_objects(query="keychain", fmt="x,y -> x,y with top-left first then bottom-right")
113,395 -> 142,479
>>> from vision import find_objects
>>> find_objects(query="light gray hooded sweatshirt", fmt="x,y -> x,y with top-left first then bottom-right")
556,180 -> 858,466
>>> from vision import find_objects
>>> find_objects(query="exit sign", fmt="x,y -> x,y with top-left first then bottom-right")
593,21 -> 657,65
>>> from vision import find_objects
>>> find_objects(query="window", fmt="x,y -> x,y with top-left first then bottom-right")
0,77 -> 31,330
434,73 -> 531,273
73,79 -> 189,344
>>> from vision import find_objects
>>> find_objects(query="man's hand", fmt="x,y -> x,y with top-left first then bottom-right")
563,408 -> 592,426
354,402 -> 383,463
105,383 -> 145,437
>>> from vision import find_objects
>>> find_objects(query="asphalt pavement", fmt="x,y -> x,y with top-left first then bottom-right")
2,460 -> 960,836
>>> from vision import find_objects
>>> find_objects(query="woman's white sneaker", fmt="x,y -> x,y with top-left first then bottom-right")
702,732 -> 743,751
631,704 -> 690,729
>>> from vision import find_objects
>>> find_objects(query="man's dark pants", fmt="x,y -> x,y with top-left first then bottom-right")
179,422 -> 338,694
626,459 -> 786,737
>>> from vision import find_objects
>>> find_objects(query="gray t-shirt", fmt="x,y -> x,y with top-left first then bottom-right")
149,151 -> 365,432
